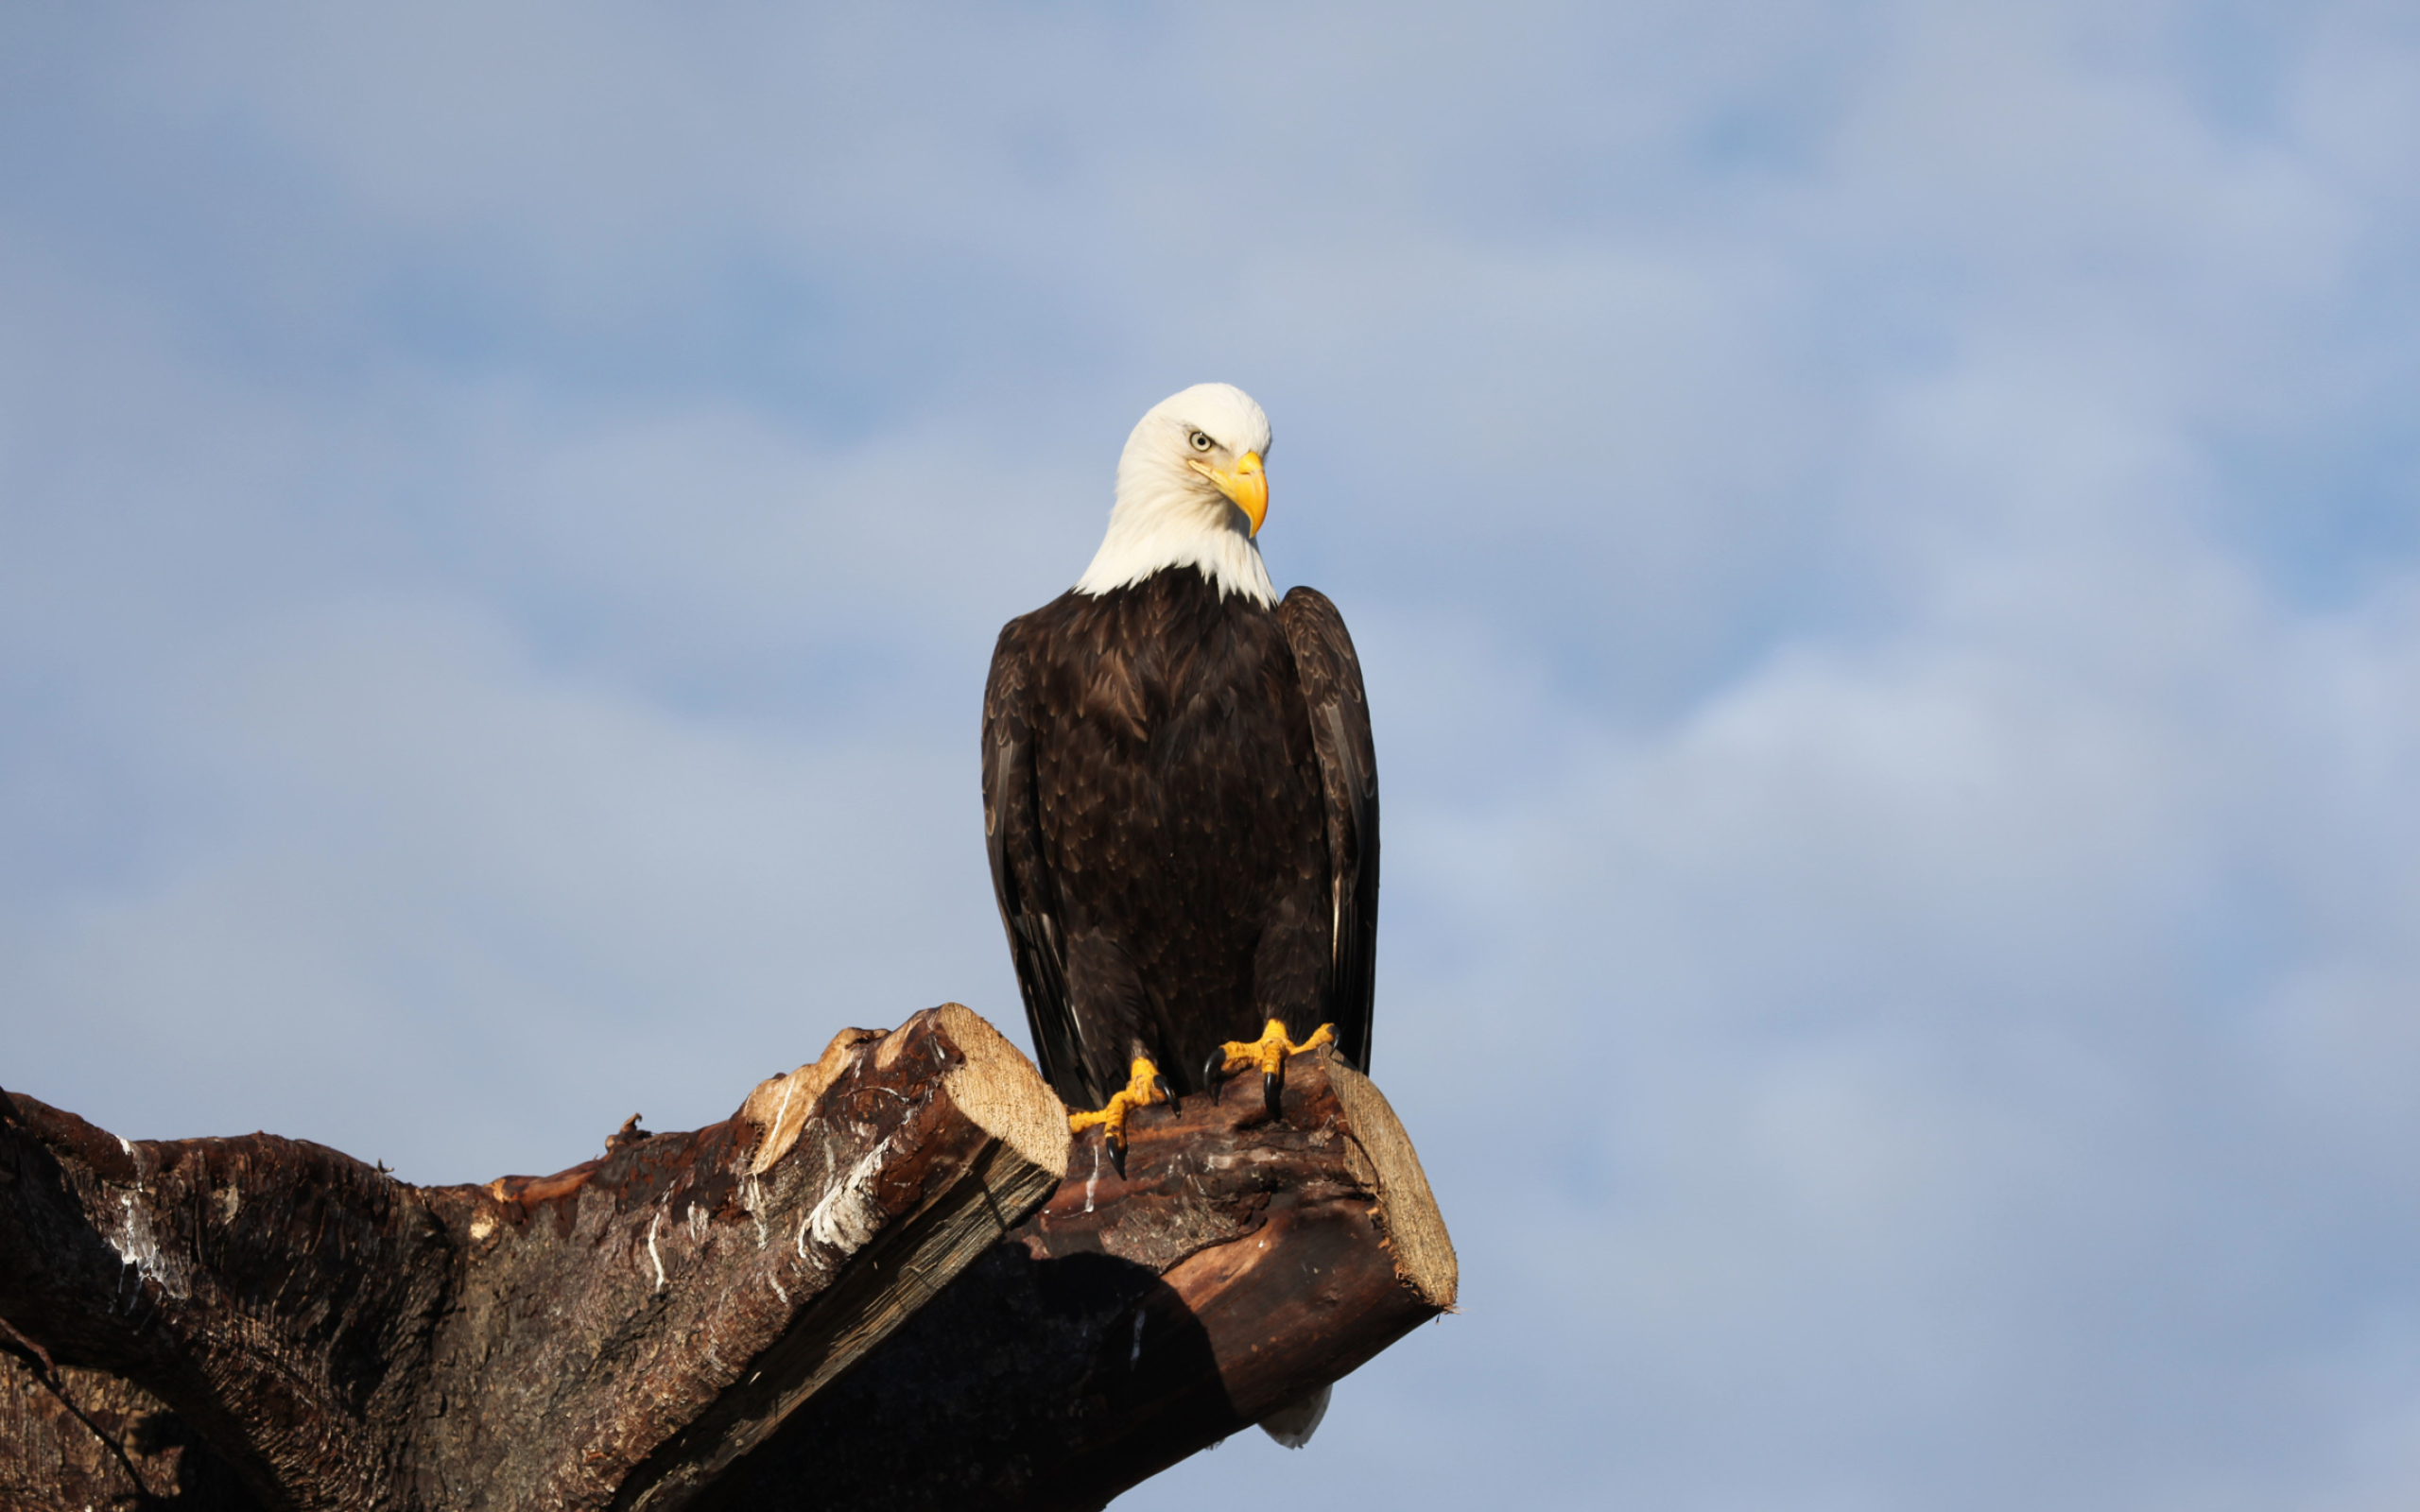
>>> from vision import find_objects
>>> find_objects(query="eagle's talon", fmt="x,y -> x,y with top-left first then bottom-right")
1066,1056 -> 1169,1177
1153,1072 -> 1179,1114
1202,1050 -> 1228,1101
1213,1019 -> 1338,1123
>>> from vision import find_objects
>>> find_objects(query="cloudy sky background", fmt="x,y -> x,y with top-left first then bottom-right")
7,3 -> 2420,1506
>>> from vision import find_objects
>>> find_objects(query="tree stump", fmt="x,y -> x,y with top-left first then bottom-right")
0,1006 -> 1454,1510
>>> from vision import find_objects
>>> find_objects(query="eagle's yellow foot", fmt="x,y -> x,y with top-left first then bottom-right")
1067,1057 -> 1174,1178
1205,1019 -> 1336,1120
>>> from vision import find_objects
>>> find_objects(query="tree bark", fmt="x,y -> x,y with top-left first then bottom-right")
0,1013 -> 1454,1511
0,1345 -> 263,1510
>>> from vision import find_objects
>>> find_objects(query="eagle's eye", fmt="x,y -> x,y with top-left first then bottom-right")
1188,429 -> 1214,453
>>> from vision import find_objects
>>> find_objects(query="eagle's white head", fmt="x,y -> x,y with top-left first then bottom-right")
1074,382 -> 1277,607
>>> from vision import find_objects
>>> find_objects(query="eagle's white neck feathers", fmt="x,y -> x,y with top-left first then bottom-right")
1074,383 -> 1277,608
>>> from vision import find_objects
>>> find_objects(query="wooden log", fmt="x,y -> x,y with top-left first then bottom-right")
0,1017 -> 1455,1510
0,1003 -> 1069,1511
693,1043 -> 1458,1512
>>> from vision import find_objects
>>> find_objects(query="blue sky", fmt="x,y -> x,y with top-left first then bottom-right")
6,4 -> 2420,1507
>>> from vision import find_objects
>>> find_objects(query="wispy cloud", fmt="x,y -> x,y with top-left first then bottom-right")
5,2 -> 2420,1506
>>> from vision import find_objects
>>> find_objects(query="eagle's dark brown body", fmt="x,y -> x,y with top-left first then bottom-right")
983,567 -> 1377,1109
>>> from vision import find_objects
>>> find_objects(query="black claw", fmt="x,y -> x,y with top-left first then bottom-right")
1203,1050 -> 1228,1102
1153,1073 -> 1179,1114
1263,1067 -> 1284,1121
1106,1130 -> 1129,1180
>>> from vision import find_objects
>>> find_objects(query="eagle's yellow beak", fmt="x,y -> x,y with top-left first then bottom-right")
1190,451 -> 1268,536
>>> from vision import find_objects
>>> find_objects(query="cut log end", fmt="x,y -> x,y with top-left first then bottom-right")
926,1001 -> 1075,1181
1326,1057 -> 1459,1309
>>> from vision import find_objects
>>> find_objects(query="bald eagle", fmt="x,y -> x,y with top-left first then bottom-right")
982,384 -> 1378,1172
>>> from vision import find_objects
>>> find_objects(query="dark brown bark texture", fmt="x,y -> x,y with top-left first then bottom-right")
1,1011 -> 1452,1512
0,1349 -> 263,1510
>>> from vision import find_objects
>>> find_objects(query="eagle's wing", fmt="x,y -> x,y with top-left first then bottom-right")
1279,586 -> 1380,1073
982,620 -> 1095,1108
